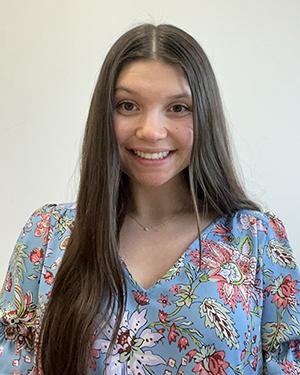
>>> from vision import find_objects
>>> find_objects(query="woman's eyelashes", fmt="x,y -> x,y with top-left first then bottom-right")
115,100 -> 192,115
116,101 -> 137,112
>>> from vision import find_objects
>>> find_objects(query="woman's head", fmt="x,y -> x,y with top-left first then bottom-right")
84,23 -> 240,216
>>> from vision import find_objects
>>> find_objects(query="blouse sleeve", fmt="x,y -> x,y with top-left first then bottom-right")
0,204 -> 55,374
261,211 -> 300,373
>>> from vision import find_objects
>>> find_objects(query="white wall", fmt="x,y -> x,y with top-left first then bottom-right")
1,0 -> 299,282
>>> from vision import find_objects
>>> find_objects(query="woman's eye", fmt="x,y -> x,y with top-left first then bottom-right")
117,101 -> 137,112
170,104 -> 190,113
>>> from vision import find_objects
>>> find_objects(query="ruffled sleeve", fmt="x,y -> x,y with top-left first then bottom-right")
0,204 -> 56,374
261,211 -> 300,373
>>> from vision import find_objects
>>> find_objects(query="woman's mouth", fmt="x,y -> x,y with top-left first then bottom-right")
126,148 -> 175,163
132,149 -> 170,160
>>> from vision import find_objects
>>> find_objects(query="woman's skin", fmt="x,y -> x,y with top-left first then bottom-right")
114,60 -> 217,289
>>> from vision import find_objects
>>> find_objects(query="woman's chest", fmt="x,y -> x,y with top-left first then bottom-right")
90,249 -> 263,375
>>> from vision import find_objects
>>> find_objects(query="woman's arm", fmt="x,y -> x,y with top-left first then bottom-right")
0,204 -> 56,374
261,212 -> 300,373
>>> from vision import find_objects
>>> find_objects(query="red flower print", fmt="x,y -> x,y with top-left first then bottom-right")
201,240 -> 257,317
30,248 -> 44,263
266,274 -> 298,309
158,293 -> 171,307
170,284 -> 181,295
268,214 -> 287,240
88,332 -> 101,371
178,336 -> 189,351
157,327 -> 165,335
158,310 -> 168,323
240,349 -> 246,361
133,290 -> 149,305
187,349 -> 197,362
44,270 -> 54,285
251,356 -> 258,371
212,224 -> 228,236
24,291 -> 33,306
5,271 -> 12,292
190,250 -> 201,266
168,323 -> 180,344
212,224 -> 234,241
281,360 -> 297,373
192,350 -> 229,375
34,212 -> 52,245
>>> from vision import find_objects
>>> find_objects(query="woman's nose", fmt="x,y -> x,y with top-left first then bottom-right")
135,112 -> 168,141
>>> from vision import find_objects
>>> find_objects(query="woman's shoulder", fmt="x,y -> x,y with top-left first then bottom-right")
222,208 -> 289,245
33,201 -> 77,216
228,207 -> 282,227
27,201 -> 78,226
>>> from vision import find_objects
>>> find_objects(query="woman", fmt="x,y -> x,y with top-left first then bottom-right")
0,24 -> 299,374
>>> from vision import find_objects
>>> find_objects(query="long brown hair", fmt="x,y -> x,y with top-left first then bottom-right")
38,23 -> 261,374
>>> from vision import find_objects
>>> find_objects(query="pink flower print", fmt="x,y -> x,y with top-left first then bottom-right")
281,360 -> 298,374
191,347 -> 229,375
168,323 -> 180,344
201,240 -> 257,316
212,224 -> 234,241
268,212 -> 288,240
158,310 -> 168,323
157,327 -> 165,335
158,294 -> 171,307
5,271 -> 12,292
190,250 -> 201,267
239,214 -> 266,236
29,248 -> 44,264
132,290 -> 150,305
34,212 -> 52,245
43,270 -> 54,285
187,349 -> 197,362
170,284 -> 181,295
266,274 -> 299,309
251,358 -> 258,371
240,349 -> 246,361
178,336 -> 189,352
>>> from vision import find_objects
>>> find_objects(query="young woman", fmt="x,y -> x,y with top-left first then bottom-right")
0,24 -> 299,375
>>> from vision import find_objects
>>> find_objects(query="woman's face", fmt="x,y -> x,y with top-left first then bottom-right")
113,60 -> 193,188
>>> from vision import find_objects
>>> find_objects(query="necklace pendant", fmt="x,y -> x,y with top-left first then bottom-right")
144,227 -> 150,231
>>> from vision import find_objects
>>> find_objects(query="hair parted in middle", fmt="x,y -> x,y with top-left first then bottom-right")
39,23 -> 261,375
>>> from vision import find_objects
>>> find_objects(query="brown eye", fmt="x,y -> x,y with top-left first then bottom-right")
170,104 -> 190,113
117,101 -> 137,112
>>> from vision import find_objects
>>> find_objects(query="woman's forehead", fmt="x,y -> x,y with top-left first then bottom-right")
115,60 -> 191,98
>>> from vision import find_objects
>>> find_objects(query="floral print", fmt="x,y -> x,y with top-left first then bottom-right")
0,203 -> 300,374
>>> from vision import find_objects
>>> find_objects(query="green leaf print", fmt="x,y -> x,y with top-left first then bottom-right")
52,211 -> 74,239
161,258 -> 185,281
199,298 -> 239,349
175,284 -> 198,308
262,320 -> 292,352
12,243 -> 27,283
27,274 -> 38,280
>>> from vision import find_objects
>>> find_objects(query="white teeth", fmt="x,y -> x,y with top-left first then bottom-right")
133,150 -> 170,160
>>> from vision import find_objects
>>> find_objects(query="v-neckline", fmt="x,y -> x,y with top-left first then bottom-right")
119,214 -> 223,292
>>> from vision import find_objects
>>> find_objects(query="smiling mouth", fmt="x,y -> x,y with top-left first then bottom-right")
131,149 -> 172,160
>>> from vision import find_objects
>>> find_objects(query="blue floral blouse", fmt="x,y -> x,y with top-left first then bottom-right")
0,202 -> 300,374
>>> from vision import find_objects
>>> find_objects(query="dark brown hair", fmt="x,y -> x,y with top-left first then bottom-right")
38,23 -> 261,374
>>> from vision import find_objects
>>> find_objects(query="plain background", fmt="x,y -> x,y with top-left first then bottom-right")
0,0 -> 299,283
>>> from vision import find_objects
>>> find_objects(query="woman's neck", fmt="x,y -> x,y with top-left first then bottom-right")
128,174 -> 193,222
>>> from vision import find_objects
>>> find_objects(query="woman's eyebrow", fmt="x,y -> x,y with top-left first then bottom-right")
115,86 -> 192,100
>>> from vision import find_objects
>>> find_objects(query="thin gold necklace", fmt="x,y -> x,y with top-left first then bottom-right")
127,206 -> 186,232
